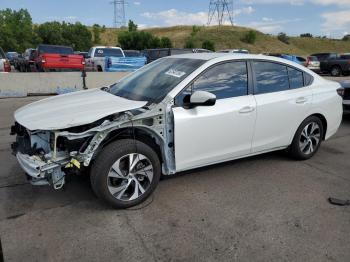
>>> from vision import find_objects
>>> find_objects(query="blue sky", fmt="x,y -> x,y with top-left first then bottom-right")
1,0 -> 349,38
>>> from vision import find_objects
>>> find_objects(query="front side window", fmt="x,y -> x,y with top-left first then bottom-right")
192,61 -> 248,99
253,61 -> 289,94
109,58 -> 205,102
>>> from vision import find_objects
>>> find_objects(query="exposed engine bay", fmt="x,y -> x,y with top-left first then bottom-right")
11,100 -> 176,189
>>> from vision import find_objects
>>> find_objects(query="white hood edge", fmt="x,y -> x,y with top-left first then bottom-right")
14,88 -> 148,131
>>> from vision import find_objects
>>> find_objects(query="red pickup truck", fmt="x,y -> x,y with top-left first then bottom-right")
34,44 -> 84,71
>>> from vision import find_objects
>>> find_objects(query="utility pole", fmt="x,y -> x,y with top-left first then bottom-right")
110,0 -> 126,28
207,0 -> 234,26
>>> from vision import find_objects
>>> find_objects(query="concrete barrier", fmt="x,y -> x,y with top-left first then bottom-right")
0,72 -> 129,98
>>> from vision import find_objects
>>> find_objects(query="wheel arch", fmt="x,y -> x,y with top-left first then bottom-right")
305,113 -> 328,140
99,127 -> 165,165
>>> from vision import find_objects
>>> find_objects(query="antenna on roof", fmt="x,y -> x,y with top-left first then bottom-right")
110,0 -> 126,28
207,0 -> 234,26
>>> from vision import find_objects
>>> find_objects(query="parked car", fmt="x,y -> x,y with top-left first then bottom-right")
311,52 -> 350,76
11,53 -> 343,208
305,56 -> 320,73
193,48 -> 213,53
143,48 -> 206,64
124,50 -> 142,57
266,53 -> 303,65
296,56 -> 307,66
85,46 -> 125,71
74,51 -> 89,59
340,80 -> 350,112
6,52 -> 19,65
105,56 -> 147,72
33,44 -> 85,72
0,47 -> 11,72
14,48 -> 36,72
217,49 -> 249,54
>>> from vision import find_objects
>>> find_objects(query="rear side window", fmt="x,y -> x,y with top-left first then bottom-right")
253,61 -> 289,94
192,61 -> 248,99
288,67 -> 304,89
94,48 -> 123,57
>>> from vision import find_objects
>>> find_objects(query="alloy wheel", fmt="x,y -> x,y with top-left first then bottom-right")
107,153 -> 154,201
299,122 -> 321,155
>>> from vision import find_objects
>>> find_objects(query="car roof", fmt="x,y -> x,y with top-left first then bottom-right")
167,53 -> 277,61
167,53 -> 314,71
93,46 -> 122,49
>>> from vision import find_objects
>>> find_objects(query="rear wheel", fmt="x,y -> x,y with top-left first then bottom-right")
289,116 -> 324,160
90,139 -> 161,208
330,66 -> 342,77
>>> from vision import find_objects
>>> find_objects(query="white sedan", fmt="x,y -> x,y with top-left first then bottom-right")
11,53 -> 343,208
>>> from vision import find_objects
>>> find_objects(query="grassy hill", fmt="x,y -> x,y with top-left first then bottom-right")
97,25 -> 350,56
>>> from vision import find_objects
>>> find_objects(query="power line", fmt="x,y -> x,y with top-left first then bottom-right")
207,0 -> 234,26
110,0 -> 126,28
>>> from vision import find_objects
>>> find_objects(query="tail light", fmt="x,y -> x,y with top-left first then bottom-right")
82,61 -> 85,65
41,60 -> 46,63
337,87 -> 344,97
306,57 -> 310,66
4,60 -> 11,72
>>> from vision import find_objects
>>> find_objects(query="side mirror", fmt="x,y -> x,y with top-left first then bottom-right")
188,91 -> 216,107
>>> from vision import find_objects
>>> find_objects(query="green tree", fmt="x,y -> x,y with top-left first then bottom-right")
160,37 -> 173,48
240,30 -> 256,44
92,24 -> 101,44
202,40 -> 215,51
128,20 -> 138,32
300,33 -> 313,38
277,32 -> 289,44
35,21 -> 92,51
191,25 -> 201,37
342,34 -> 350,41
0,8 -> 37,52
184,38 -> 195,48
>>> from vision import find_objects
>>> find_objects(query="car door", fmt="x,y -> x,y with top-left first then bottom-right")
251,60 -> 313,153
172,61 -> 257,172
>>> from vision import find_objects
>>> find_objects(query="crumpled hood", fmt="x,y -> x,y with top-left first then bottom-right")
15,89 -> 147,130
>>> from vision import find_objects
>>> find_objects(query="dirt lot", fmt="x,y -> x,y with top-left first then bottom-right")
1,81 -> 350,261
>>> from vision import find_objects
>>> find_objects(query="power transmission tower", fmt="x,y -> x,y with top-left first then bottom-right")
207,0 -> 234,26
110,0 -> 126,28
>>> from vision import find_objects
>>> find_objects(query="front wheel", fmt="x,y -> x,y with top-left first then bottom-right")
90,139 -> 161,209
289,116 -> 324,160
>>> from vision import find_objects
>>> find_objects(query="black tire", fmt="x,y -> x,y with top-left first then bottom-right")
330,66 -> 342,77
289,116 -> 324,160
97,65 -> 103,72
90,139 -> 161,209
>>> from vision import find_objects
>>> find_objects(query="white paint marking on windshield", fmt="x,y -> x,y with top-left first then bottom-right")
165,69 -> 186,78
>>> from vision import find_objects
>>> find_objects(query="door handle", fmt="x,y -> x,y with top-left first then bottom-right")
295,97 -> 307,104
239,106 -> 255,114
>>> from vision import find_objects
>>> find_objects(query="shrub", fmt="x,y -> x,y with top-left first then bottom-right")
160,37 -> 173,48
240,30 -> 256,44
277,32 -> 289,44
184,38 -> 195,48
202,40 -> 215,51
300,33 -> 313,38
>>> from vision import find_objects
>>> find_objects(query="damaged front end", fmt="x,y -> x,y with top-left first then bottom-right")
11,101 -> 175,190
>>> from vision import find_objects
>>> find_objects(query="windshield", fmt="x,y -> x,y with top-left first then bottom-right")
95,48 -> 124,57
38,45 -> 73,55
109,58 -> 205,102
